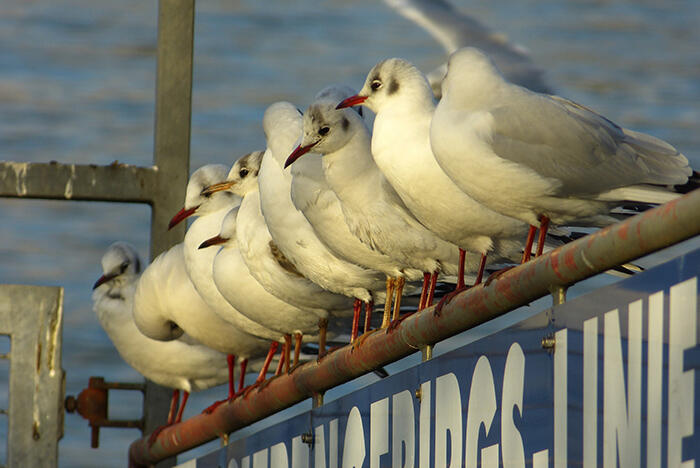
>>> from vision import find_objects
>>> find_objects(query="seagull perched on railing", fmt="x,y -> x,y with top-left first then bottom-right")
92,242 -> 230,431
430,47 -> 694,261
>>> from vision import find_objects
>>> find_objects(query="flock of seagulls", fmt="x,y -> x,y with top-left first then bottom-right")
91,0 -> 695,430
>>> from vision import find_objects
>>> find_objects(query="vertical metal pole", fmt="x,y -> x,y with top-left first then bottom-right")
550,286 -> 567,306
142,1 -> 194,466
421,345 -> 433,362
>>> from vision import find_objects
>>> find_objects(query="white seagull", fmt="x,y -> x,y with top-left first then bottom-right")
132,241 -> 271,411
430,47 -> 693,257
335,57 -> 532,303
93,242 -> 232,427
383,0 -> 551,97
287,96 -> 468,328
170,165 -> 288,391
202,151 -> 356,356
199,152 -> 350,365
257,102 -> 387,352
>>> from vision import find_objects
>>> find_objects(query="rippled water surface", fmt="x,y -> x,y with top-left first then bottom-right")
1,0 -> 698,466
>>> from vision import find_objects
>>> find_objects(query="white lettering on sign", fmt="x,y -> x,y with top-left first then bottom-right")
583,316 -> 598,468
465,356 -> 497,468
369,398 -> 389,468
668,278 -> 696,468
502,343 -> 525,468
553,328 -> 567,468
342,406 -> 365,468
220,276 -> 697,468
392,390 -> 415,468
435,373 -> 462,468
419,380 -> 431,467
647,291 -> 663,468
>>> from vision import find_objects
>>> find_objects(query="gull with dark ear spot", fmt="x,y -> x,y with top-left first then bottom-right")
290,92 -> 469,331
257,101 -> 389,354
337,57 -> 552,313
383,0 -> 551,97
431,47 -> 692,264
93,242 -> 246,431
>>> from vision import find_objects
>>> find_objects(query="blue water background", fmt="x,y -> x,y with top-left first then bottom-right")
0,0 -> 698,466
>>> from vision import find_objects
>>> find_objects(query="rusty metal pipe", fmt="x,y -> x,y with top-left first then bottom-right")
129,189 -> 700,467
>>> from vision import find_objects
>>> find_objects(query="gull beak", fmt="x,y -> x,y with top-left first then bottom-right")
93,273 -> 117,290
336,94 -> 367,109
198,235 -> 229,249
284,143 -> 317,169
201,180 -> 235,197
168,206 -> 198,230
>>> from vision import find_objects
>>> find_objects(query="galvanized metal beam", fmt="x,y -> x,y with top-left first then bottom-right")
0,162 -> 159,202
129,189 -> 700,467
141,1 -> 195,466
0,285 -> 64,468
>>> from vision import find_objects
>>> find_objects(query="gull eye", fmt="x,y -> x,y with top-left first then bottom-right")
370,80 -> 382,91
318,126 -> 330,136
119,262 -> 129,274
239,168 -> 249,178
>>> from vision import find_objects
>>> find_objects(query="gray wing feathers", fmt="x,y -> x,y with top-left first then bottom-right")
489,93 -> 690,195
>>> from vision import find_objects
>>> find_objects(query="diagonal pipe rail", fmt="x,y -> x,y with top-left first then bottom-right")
129,188 -> 700,467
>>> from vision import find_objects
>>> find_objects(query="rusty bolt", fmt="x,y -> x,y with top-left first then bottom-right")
301,432 -> 314,446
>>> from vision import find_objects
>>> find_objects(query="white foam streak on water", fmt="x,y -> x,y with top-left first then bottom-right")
0,0 -> 698,466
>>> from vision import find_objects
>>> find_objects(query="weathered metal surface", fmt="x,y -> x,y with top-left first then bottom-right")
0,285 -> 64,468
141,4 -> 194,465
129,189 -> 700,467
0,162 -> 158,202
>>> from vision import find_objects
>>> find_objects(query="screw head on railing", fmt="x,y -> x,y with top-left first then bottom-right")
301,432 -> 314,446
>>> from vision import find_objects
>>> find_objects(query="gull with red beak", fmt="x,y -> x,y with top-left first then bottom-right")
165,164 -> 286,407
336,56 -> 543,312
254,102 -> 387,353
198,151 -> 350,366
92,242 -> 231,433
288,95 -> 468,330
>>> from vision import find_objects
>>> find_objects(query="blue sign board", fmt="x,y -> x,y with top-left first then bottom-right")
183,249 -> 699,468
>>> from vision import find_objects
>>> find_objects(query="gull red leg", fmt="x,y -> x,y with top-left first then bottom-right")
166,389 -> 180,425
174,391 -> 189,424
426,271 -> 438,307
226,354 -> 236,399
255,342 -> 279,384
521,224 -> 537,263
351,298 -> 361,342
381,277 -> 396,329
475,253 -> 487,285
284,334 -> 292,374
317,318 -> 329,359
535,215 -> 550,257
293,332 -> 302,367
237,358 -> 248,393
274,341 -> 286,377
418,272 -> 430,310
457,248 -> 466,289
363,300 -> 374,333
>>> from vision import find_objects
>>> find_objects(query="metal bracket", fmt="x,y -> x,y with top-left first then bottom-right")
64,376 -> 145,448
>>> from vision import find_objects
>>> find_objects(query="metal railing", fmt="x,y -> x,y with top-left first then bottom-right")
129,188 -> 700,467
0,286 -> 64,468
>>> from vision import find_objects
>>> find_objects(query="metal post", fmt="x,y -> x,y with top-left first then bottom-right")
141,1 -> 195,466
0,286 -> 64,468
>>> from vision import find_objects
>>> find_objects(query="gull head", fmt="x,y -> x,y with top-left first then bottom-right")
337,58 -> 433,113
169,164 -> 236,229
93,241 -> 141,292
200,151 -> 264,199
287,100 -> 362,167
199,207 -> 238,250
442,47 -> 502,100
262,102 -> 304,164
